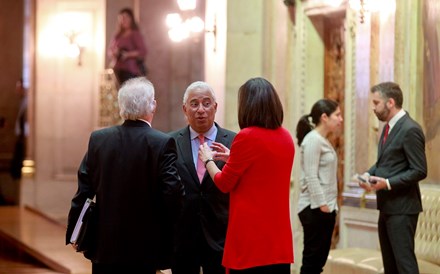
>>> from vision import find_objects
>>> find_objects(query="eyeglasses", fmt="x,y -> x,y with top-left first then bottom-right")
188,100 -> 213,110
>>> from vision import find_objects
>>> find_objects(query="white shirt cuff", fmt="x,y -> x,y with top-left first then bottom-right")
385,179 -> 391,190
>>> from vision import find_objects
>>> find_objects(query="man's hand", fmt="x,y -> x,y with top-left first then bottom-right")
355,173 -> 372,192
368,175 -> 388,191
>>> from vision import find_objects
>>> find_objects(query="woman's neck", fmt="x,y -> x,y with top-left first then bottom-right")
315,125 -> 329,139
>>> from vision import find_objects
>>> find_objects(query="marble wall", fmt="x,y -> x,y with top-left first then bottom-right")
422,0 -> 440,185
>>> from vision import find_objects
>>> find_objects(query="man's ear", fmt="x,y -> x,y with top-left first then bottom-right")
387,98 -> 395,109
151,100 -> 157,113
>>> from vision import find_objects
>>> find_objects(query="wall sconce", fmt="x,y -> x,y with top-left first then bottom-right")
38,12 -> 91,65
64,29 -> 86,66
166,0 -> 217,50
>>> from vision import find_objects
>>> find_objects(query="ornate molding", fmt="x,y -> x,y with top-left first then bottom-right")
99,70 -> 122,127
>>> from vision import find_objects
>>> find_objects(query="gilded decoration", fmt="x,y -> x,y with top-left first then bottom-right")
99,70 -> 122,127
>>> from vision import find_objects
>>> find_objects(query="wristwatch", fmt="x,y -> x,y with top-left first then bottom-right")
204,158 -> 214,167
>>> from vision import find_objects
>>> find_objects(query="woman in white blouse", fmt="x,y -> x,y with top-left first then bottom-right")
296,99 -> 343,274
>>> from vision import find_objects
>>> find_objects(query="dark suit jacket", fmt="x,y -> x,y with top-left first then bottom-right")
368,113 -> 427,214
66,120 -> 184,268
169,123 -> 236,252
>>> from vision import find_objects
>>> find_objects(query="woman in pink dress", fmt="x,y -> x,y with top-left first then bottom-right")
108,8 -> 147,85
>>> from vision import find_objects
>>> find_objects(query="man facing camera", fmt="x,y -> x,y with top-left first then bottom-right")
169,81 -> 236,274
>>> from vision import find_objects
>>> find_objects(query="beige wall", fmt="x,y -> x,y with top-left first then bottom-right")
35,0 -> 105,182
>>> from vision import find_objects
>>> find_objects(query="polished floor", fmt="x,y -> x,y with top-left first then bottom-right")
0,206 -> 91,274
0,173 -> 172,274
0,169 -> 91,273
0,236 -> 64,274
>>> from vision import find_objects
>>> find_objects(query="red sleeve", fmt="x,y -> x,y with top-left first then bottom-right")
214,129 -> 258,193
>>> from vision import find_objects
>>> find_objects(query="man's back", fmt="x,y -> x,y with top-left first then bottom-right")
67,120 -> 183,267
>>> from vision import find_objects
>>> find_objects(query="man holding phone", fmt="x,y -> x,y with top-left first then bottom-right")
359,82 -> 427,274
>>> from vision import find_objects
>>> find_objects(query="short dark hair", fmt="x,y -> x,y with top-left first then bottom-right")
296,99 -> 339,145
237,77 -> 283,129
370,82 -> 403,108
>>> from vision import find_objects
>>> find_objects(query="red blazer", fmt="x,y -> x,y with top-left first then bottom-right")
214,126 -> 295,270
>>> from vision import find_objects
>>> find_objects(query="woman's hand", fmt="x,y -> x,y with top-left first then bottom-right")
320,205 -> 330,213
199,143 -> 214,163
210,142 -> 230,162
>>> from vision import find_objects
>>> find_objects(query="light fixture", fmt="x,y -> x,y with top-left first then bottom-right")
59,12 -> 90,66
64,29 -> 86,66
166,0 -> 217,49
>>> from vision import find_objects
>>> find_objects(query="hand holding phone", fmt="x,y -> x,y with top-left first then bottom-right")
357,175 -> 367,183
355,174 -> 374,191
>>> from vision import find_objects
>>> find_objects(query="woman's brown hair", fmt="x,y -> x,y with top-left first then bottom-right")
238,77 -> 283,130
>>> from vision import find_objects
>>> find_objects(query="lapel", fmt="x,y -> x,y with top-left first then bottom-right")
214,124 -> 228,144
176,126 -> 200,184
377,113 -> 407,159
177,124 -> 232,186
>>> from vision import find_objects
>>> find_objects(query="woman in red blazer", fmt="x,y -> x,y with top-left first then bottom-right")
199,77 -> 295,274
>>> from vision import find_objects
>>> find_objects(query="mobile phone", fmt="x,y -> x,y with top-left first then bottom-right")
357,175 -> 367,183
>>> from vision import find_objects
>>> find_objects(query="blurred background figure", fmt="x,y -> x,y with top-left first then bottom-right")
108,7 -> 147,86
10,78 -> 28,180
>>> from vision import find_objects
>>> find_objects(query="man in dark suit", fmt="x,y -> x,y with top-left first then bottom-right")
169,81 -> 236,274
66,77 -> 184,274
359,82 -> 427,274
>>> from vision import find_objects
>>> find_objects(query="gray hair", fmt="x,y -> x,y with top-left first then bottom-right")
182,81 -> 216,104
118,77 -> 155,120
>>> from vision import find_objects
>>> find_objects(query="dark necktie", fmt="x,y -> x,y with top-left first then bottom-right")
382,124 -> 390,144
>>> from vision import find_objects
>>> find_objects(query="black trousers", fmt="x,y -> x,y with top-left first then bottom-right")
92,263 -> 156,274
378,212 -> 419,274
229,264 -> 290,274
172,227 -> 224,274
298,206 -> 336,274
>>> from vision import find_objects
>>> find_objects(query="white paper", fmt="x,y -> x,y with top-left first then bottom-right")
70,198 -> 94,243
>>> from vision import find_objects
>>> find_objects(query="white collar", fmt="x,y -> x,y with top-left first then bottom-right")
388,109 -> 406,131
189,124 -> 217,141
136,118 -> 151,127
